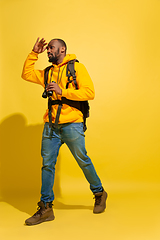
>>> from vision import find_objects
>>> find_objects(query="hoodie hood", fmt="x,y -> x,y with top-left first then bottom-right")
52,54 -> 77,67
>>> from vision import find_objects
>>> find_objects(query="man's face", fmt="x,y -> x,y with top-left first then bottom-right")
46,40 -> 61,64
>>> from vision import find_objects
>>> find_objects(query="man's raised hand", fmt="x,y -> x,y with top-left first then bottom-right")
32,38 -> 47,54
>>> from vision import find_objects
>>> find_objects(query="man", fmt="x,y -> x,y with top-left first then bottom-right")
22,38 -> 107,225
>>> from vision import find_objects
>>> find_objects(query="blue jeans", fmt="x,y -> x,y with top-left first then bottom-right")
41,122 -> 103,203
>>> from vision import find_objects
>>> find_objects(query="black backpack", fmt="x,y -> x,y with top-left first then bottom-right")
43,60 -> 90,132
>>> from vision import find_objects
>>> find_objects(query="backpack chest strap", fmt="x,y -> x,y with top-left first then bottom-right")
48,97 -> 82,129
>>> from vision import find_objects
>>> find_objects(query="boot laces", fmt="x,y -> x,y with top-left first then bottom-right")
94,195 -> 102,206
33,202 -> 53,217
33,206 -> 43,217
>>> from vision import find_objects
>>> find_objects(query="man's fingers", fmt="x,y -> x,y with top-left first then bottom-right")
46,83 -> 62,95
33,37 -> 47,53
47,83 -> 55,90
36,38 -> 47,46
39,38 -> 46,44
43,46 -> 47,52
39,38 -> 44,43
35,37 -> 40,44
39,39 -> 47,49
43,42 -> 47,47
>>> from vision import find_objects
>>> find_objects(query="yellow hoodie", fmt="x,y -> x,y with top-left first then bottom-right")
21,51 -> 95,124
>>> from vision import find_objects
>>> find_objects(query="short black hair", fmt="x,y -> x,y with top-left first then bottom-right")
53,38 -> 67,53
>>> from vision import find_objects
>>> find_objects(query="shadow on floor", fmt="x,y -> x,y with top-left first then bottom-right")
54,199 -> 93,211
0,114 -> 93,216
0,114 -> 61,215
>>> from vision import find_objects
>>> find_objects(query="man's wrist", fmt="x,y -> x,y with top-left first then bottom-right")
32,49 -> 39,54
59,88 -> 62,95
31,50 -> 39,56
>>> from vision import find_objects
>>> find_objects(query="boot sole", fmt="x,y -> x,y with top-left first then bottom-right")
25,215 -> 55,226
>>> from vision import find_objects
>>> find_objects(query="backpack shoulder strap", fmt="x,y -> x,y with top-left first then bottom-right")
44,65 -> 53,86
66,59 -> 79,89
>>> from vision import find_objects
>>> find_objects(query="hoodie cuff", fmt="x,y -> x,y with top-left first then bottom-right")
61,89 -> 68,98
31,50 -> 39,57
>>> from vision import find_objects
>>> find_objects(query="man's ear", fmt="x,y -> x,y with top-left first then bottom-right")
61,47 -> 65,53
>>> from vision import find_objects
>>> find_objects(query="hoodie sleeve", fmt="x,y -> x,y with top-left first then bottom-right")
21,51 -> 45,87
61,62 -> 95,101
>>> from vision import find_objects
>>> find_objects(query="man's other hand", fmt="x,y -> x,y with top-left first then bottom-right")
46,82 -> 62,95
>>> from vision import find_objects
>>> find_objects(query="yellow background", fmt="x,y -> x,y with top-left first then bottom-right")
0,0 -> 160,239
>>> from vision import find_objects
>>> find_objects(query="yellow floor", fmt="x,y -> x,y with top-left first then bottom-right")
0,183 -> 160,240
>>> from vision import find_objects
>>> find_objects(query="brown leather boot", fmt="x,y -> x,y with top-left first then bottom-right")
93,190 -> 108,214
25,201 -> 55,225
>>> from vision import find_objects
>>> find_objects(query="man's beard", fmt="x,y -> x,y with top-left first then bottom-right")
48,54 -> 58,63
48,49 -> 59,64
